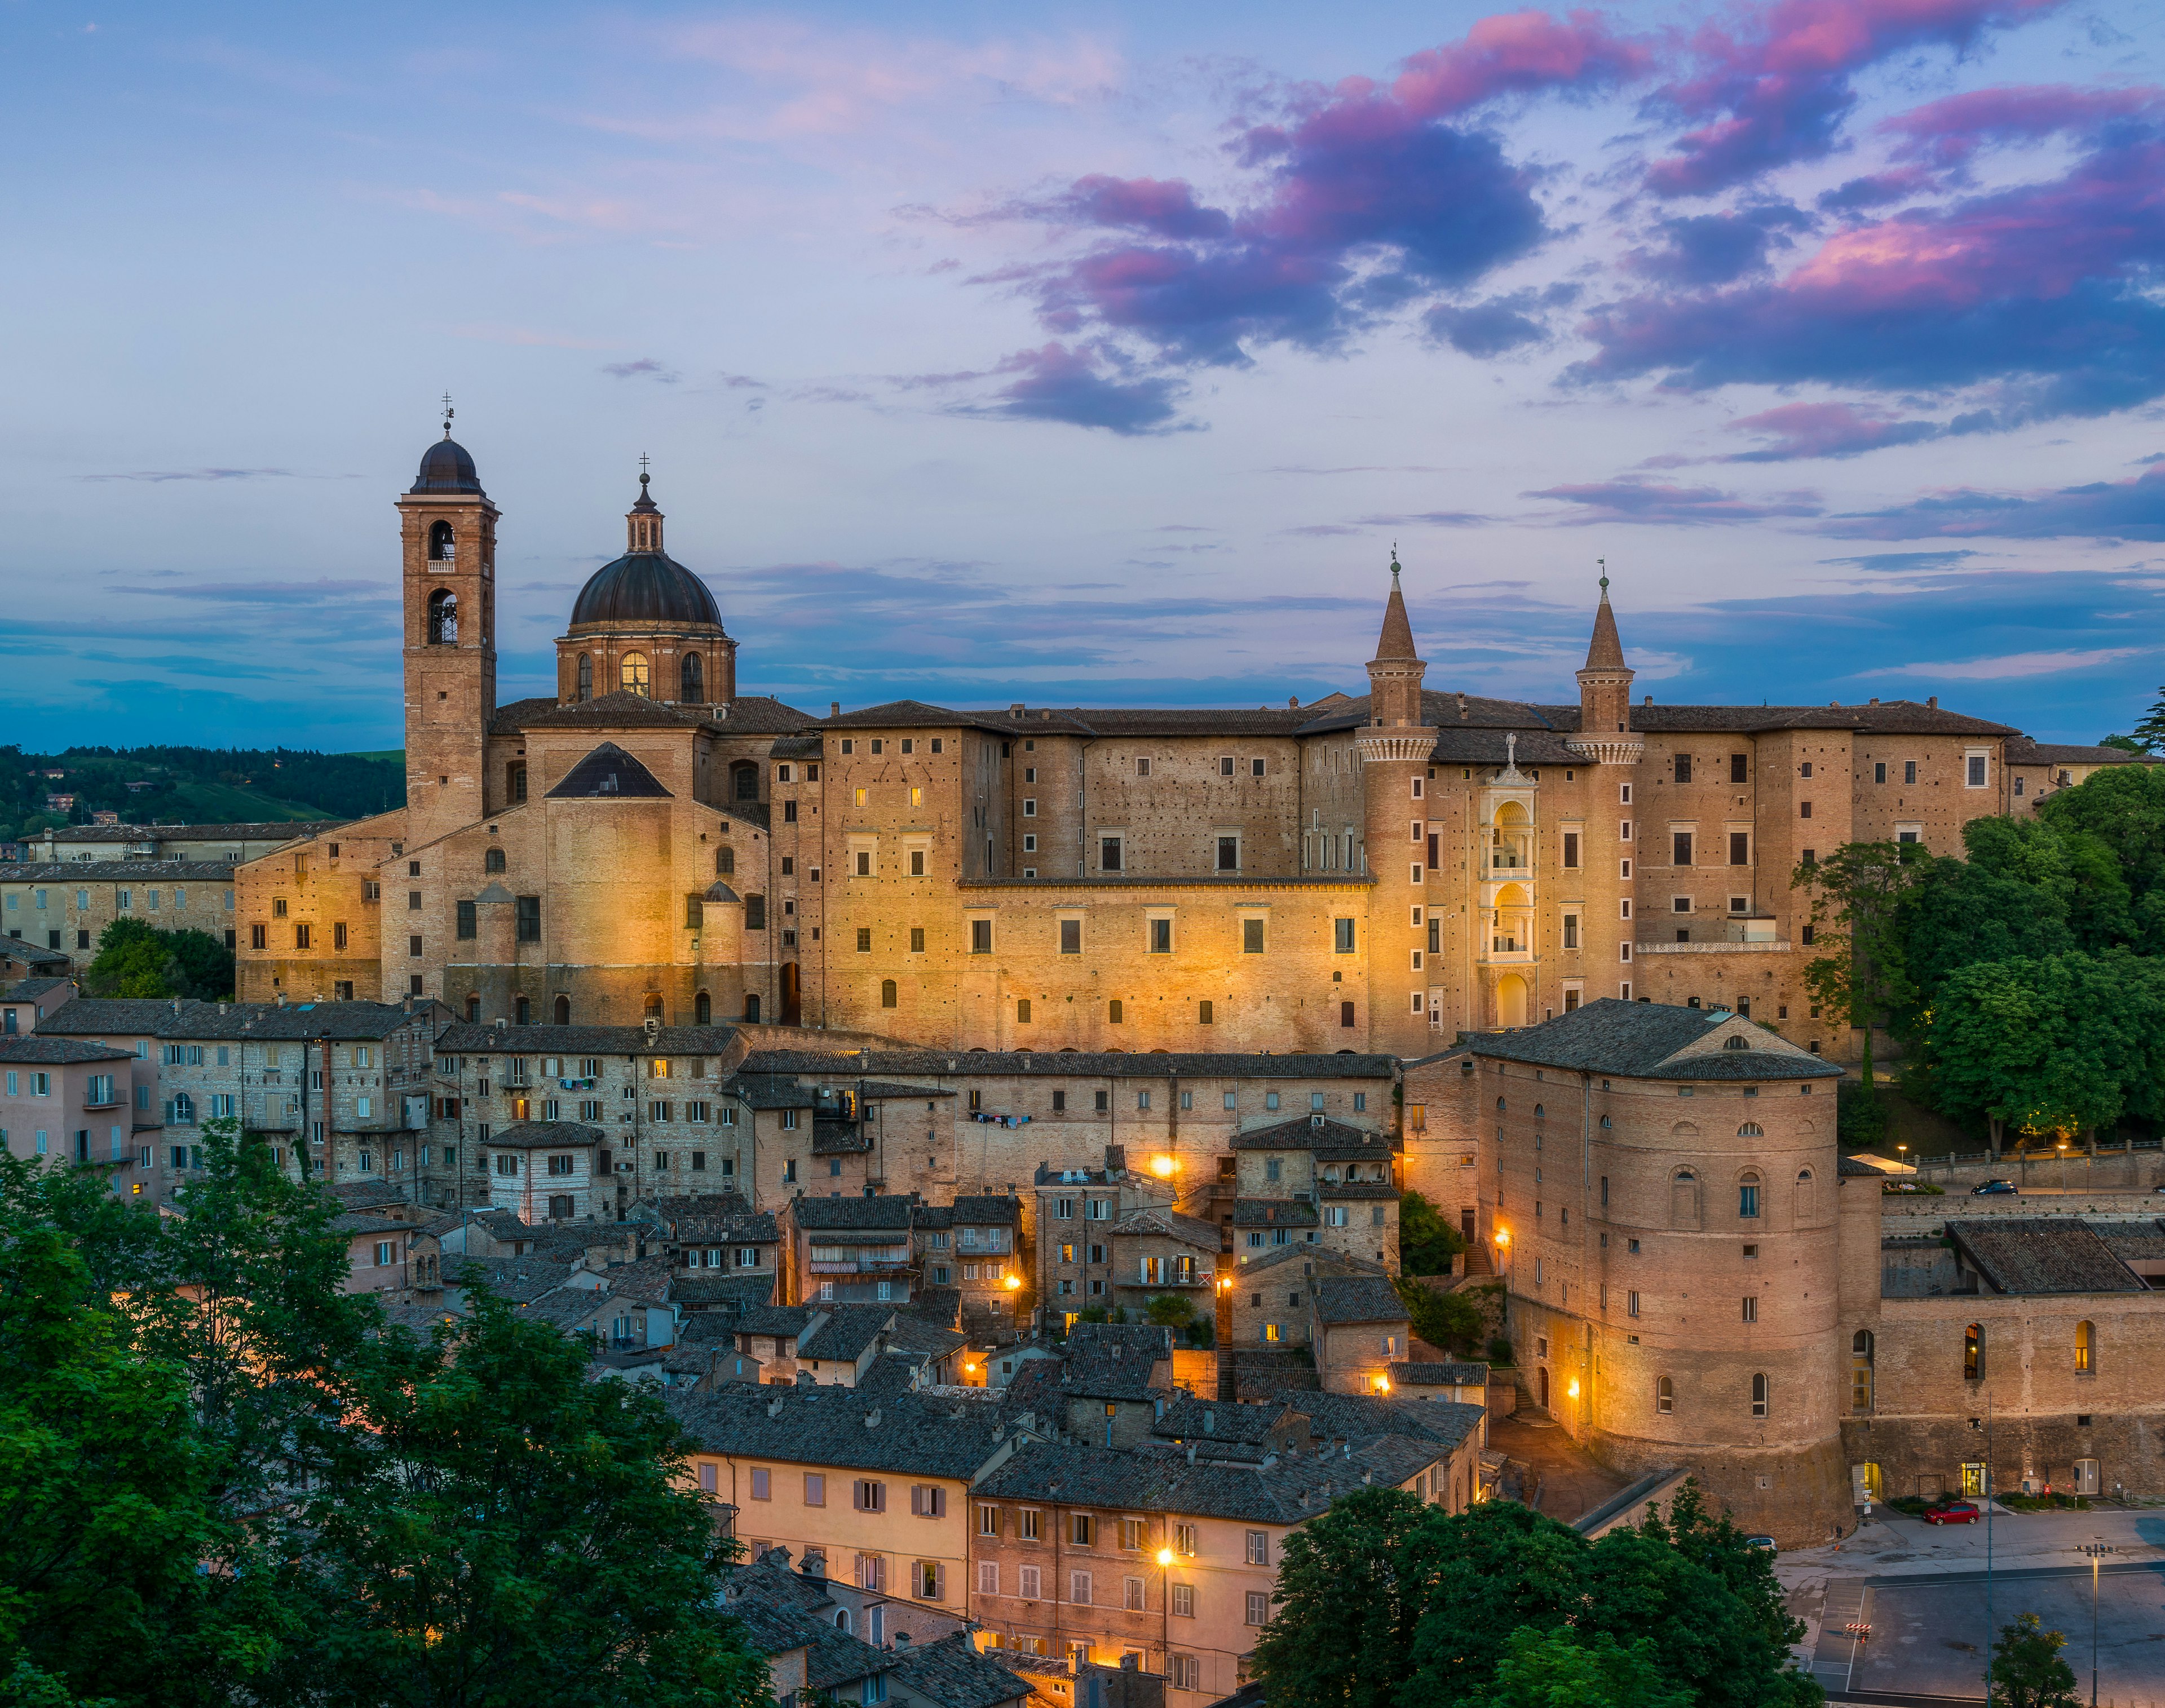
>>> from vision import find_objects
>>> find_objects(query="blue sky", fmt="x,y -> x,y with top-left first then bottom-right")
5,0 -> 2163,752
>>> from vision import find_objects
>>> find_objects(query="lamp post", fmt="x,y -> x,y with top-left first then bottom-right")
1156,1544 -> 1174,1676
2079,1541 -> 2114,1706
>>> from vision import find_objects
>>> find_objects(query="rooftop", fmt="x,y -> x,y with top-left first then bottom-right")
739,1047 -> 1395,1081
481,1121 -> 604,1151
1467,998 -> 1842,1081
1230,1114 -> 1393,1153
974,1436 -> 1444,1523
38,996 -> 437,1042
1310,1276 -> 1409,1326
668,1384 -> 1022,1479
790,1194 -> 917,1231
434,1021 -> 743,1056
0,1036 -> 133,1064
1946,1218 -> 2148,1295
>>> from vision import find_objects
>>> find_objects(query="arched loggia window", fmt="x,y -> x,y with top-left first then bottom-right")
427,588 -> 458,645
681,652 -> 704,702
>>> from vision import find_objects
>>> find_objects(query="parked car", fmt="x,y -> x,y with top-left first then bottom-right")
1743,1534 -> 1778,1552
1923,1499 -> 1982,1525
1971,1180 -> 2018,1196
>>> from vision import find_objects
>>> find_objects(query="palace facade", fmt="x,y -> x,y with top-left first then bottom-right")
234,431 -> 2080,1060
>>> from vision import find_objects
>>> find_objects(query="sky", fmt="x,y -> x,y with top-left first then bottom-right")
5,0 -> 2164,753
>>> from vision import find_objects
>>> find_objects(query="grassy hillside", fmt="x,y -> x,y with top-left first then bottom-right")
2,745 -> 404,842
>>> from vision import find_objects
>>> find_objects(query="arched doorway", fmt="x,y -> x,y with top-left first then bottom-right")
1537,1366 -> 1550,1410
695,990 -> 711,1025
781,963 -> 802,1026
1497,974 -> 1529,1028
553,994 -> 571,1025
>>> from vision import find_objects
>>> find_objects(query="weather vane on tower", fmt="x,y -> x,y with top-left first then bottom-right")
441,393 -> 454,440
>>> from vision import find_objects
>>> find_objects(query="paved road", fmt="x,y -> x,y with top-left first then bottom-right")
1485,1412 -> 1630,1526
1782,1508 -> 2165,1703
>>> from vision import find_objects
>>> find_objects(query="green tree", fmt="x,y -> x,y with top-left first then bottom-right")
1894,820 -> 2074,1030
1792,842 -> 1930,1103
1473,1626 -> 1689,1708
1400,1502 -> 1591,1702
83,919 -> 234,1002
2127,686 -> 2165,754
1252,1486 -> 1438,1708
1398,1190 -> 1466,1275
1145,1294 -> 1196,1329
2038,763 -> 2165,943
1395,1276 -> 1483,1355
1924,955 -> 2152,1151
264,1295 -> 770,1708
1987,1612 -> 2080,1707
0,1158 -> 225,1707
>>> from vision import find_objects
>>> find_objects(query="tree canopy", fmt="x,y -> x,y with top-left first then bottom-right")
83,918 -> 236,1002
0,1120 -> 768,1708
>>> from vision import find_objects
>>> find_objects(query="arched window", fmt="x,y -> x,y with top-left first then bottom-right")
576,653 -> 593,700
1795,1167 -> 1817,1224
1655,1376 -> 1673,1415
2075,1319 -> 2095,1374
554,994 -> 571,1025
620,652 -> 650,696
1599,1114 -> 1611,1129
643,994 -> 664,1021
428,520 -> 455,561
1669,1168 -> 1700,1231
695,990 -> 712,1025
1533,1104 -> 1544,1120
717,846 -> 735,876
514,995 -> 530,1026
681,652 -> 703,702
731,762 -> 759,802
1964,1322 -> 1985,1382
427,588 -> 458,645
1751,1373 -> 1769,1418
1738,1172 -> 1761,1219
745,994 -> 761,1023
881,980 -> 897,1009
171,1091 -> 195,1123
1737,1122 -> 1763,1137
1723,1034 -> 1749,1050
1852,1330 -> 1875,1412
1108,998 -> 1124,1024
485,847 -> 506,874
1496,1097 -> 1506,1110
465,994 -> 480,1022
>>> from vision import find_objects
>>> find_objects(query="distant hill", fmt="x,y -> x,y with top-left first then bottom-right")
1,745 -> 404,842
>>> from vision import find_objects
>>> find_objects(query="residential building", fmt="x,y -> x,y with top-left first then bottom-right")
23,821 -> 339,866
0,1036 -> 147,1193
1,861 -> 238,970
789,1193 -> 921,1304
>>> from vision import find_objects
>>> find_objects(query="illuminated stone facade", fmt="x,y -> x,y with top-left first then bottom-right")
236,434 -> 2118,1063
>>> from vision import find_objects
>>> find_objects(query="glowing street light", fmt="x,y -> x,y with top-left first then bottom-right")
1150,1154 -> 1178,1178
1155,1548 -> 1175,1567
1002,1274 -> 1022,1291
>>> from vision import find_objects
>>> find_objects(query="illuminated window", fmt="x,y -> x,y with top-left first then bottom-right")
619,652 -> 650,696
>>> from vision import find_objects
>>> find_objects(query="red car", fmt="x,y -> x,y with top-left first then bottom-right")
1923,1499 -> 1982,1525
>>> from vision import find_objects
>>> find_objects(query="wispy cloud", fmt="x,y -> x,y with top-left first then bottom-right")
83,468 -> 304,483
1857,645 -> 2148,680
603,358 -> 682,384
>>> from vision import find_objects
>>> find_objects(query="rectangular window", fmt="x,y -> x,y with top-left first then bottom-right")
1019,1564 -> 1041,1599
1672,831 -> 1693,866
1905,760 -> 1917,784
1241,918 -> 1264,954
1967,753 -> 1988,787
1674,754 -> 1691,784
1059,919 -> 1081,954
1742,1296 -> 1758,1324
1019,1508 -> 1042,1541
977,1561 -> 998,1596
1730,753 -> 1748,784
456,900 -> 476,940
854,1479 -> 885,1513
1124,1576 -> 1146,1612
1244,1530 -> 1269,1566
750,1467 -> 771,1501
1800,800 -> 1813,820
804,1474 -> 825,1506
1627,1290 -> 1640,1317
1245,1591 -> 1269,1627
1069,1571 -> 1092,1607
1333,917 -> 1355,953
1562,830 -> 1579,869
1874,761 -> 1887,784
1175,1523 -> 1196,1556
970,919 -> 992,954
1563,914 -> 1578,950
1172,1584 -> 1195,1618
1217,836 -> 1239,872
515,896 -> 541,942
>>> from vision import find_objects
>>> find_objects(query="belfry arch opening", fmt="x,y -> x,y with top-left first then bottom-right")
428,520 -> 456,562
427,588 -> 457,645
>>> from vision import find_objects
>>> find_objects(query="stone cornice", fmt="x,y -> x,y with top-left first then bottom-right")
1565,737 -> 1645,766
1357,732 -> 1438,763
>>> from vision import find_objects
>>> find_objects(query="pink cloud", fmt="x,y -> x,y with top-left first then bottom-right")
1878,82 -> 2165,173
1646,0 -> 2068,196
1386,9 -> 1653,117
1723,401 -> 1942,459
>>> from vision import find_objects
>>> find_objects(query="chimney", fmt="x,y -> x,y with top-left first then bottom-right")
893,1632 -> 912,1649
864,1408 -> 881,1428
1928,696 -> 1939,709
767,1395 -> 784,1418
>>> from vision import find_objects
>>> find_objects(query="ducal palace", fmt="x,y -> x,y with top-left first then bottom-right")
235,430 -> 2065,1060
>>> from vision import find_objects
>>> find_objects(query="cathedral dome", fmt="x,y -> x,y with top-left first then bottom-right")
569,550 -> 722,627
411,435 -> 484,495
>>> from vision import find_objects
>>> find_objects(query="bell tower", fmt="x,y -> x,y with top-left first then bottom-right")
398,405 -> 498,848
1568,568 -> 1641,766
1358,552 -> 1440,1054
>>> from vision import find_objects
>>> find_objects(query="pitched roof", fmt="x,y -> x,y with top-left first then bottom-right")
797,1305 -> 896,1363
638,1192 -> 776,1244
329,1211 -> 410,1237
450,1255 -> 578,1303
2005,737 -> 2160,766
790,1194 -> 917,1231
544,741 -> 673,799
1057,1322 -> 1173,1401
736,1304 -> 816,1339
0,860 -> 246,881
1152,1397 -> 1304,1446
887,1633 -> 1032,1708
1231,1199 -> 1318,1228
0,943 -> 70,968
434,1021 -> 742,1055
1388,1361 -> 1489,1387
481,1120 -> 604,1150
949,1194 -> 1023,1224
0,1036 -> 132,1064
1282,1390 -> 1483,1450
1111,1206 -> 1223,1251
739,1047 -> 1394,1081
1311,1276 -> 1408,1325
666,1384 -> 1019,1479
974,1436 -> 1442,1523
1468,998 -> 1841,1080
1946,1219 -> 2145,1295
25,819 -> 339,843
38,996 -> 434,1041
1230,1245 -> 1387,1280
1372,572 -> 1418,663
1230,1115 -> 1392,1153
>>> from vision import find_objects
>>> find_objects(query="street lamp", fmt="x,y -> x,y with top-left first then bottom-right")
1150,1154 -> 1178,1179
2080,1542 -> 2114,1706
1157,1545 -> 1176,1671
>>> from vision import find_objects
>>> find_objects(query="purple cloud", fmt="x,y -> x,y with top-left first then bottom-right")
1823,463 -> 2165,540
999,11 -> 1647,369
1723,401 -> 1944,461
1624,202 -> 1812,285
956,343 -> 1193,435
1525,477 -> 1823,523
1575,111 -> 2165,426
1644,0 -> 2067,198
603,358 -> 681,383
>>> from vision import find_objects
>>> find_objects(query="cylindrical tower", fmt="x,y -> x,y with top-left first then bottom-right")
1357,554 -> 1441,1056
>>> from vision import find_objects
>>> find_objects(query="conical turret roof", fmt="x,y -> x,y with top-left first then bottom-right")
1584,580 -> 1627,671
1371,556 -> 1419,663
